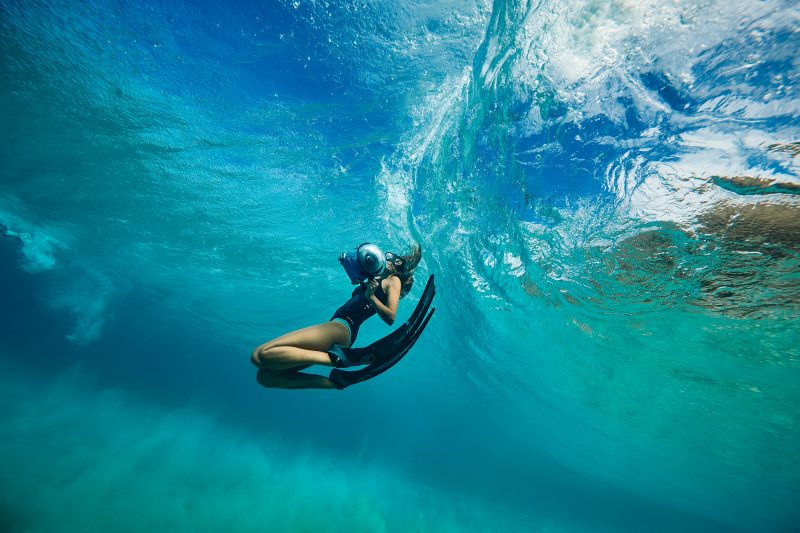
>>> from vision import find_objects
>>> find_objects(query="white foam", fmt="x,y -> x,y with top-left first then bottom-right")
0,197 -> 66,273
510,0 -> 800,229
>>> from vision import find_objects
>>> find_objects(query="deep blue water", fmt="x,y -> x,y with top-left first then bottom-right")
1,0 -> 798,531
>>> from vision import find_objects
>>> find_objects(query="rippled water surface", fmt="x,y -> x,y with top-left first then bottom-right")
1,0 -> 798,531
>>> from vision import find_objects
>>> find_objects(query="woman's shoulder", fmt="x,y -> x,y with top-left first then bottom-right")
381,274 -> 402,290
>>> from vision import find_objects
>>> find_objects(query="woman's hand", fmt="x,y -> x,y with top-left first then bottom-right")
364,279 -> 379,301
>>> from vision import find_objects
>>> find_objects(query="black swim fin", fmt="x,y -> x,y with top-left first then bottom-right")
329,274 -> 436,390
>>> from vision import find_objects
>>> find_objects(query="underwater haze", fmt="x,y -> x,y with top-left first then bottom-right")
1,0 -> 799,531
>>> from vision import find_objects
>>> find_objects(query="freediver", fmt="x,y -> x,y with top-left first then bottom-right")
250,243 -> 435,390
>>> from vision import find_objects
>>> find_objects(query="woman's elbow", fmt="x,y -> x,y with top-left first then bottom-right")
385,314 -> 396,326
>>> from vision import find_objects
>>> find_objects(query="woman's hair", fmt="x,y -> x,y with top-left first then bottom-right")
392,244 -> 422,297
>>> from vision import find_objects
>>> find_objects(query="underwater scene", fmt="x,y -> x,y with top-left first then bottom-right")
1,0 -> 798,531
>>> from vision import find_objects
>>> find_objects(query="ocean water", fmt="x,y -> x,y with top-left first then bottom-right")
1,0 -> 798,531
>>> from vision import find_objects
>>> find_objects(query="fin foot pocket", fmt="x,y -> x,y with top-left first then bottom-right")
328,344 -> 348,368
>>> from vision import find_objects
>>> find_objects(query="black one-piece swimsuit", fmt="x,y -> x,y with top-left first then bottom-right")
330,283 -> 387,345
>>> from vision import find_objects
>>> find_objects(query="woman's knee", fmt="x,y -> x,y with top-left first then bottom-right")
251,345 -> 276,367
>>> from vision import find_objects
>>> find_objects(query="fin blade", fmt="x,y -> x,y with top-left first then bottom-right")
363,308 -> 435,377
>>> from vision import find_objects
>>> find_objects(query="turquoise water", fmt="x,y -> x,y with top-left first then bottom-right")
1,0 -> 798,531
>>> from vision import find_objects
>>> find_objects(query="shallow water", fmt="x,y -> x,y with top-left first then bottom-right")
1,0 -> 798,531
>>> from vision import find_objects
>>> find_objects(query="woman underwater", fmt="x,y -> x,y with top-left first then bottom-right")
251,244 -> 422,390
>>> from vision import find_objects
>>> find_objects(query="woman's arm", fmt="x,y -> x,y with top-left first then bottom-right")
366,276 -> 401,325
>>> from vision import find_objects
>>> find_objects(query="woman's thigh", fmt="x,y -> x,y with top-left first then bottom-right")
254,321 -> 350,354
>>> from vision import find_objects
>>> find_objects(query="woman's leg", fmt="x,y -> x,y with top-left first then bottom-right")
256,366 -> 338,390
251,321 -> 350,370
251,321 -> 351,390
